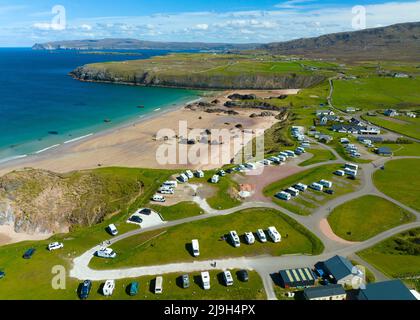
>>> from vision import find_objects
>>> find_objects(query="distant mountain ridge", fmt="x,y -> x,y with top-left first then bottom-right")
262,21 -> 420,61
32,38 -> 259,51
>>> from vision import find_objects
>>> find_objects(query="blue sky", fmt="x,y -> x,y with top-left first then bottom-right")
0,0 -> 419,46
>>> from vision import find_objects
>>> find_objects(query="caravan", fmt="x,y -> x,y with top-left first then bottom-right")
191,239 -> 200,257
285,150 -> 296,157
319,180 -> 333,188
275,191 -> 291,201
201,272 -> 211,290
159,187 -> 174,194
96,248 -> 117,259
293,183 -> 308,192
102,280 -> 115,296
155,276 -> 163,294
211,174 -> 220,184
163,180 -> 178,188
245,163 -> 257,170
107,224 -> 118,236
194,170 -> 204,178
345,163 -> 359,171
185,170 -> 194,179
229,231 -> 241,247
310,182 -> 324,191
178,173 -> 189,183
152,194 -> 166,202
285,187 -> 300,197
267,226 -> 281,243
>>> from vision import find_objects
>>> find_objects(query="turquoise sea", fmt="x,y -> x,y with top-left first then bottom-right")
0,48 -> 200,163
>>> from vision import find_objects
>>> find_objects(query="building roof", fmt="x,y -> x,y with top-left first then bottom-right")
304,284 -> 346,299
321,255 -> 354,281
357,280 -> 416,300
377,147 -> 392,154
279,268 -> 315,286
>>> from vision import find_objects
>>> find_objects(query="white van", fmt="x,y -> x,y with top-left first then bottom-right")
229,231 -> 241,247
256,229 -> 267,243
310,182 -> 323,191
245,163 -> 256,170
276,191 -> 291,201
201,271 -> 210,290
159,187 -> 174,194
211,175 -> 220,184
96,247 -> 117,259
178,173 -> 189,183
191,239 -> 200,257
223,270 -> 234,286
285,150 -> 296,157
277,155 -> 287,162
194,170 -> 204,178
294,183 -> 308,192
319,179 -> 333,188
155,276 -> 163,294
163,180 -> 178,188
334,170 -> 345,176
107,224 -> 118,236
102,280 -> 115,296
244,232 -> 255,245
267,226 -> 281,243
185,170 -> 194,179
345,163 -> 359,171
152,194 -> 166,202
285,187 -> 300,197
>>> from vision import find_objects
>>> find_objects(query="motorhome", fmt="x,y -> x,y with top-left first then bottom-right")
245,163 -> 257,170
102,280 -> 115,296
194,170 -> 204,178
268,156 -> 280,164
163,180 -> 178,188
159,187 -> 174,194
334,170 -> 345,176
279,152 -> 289,158
155,276 -> 163,294
223,270 -> 234,286
310,183 -> 324,191
191,239 -> 200,257
285,150 -> 296,157
152,194 -> 166,202
277,155 -> 287,162
344,168 -> 357,176
201,272 -> 211,290
211,174 -> 220,184
319,180 -> 333,188
96,248 -> 117,259
285,187 -> 300,197
244,232 -> 255,245
256,229 -> 267,243
218,170 -> 226,176
345,163 -> 359,171
275,191 -> 292,201
261,159 -> 272,166
178,173 -> 189,183
229,231 -> 241,247
185,170 -> 194,179
293,183 -> 308,192
267,226 -> 281,243
107,224 -> 118,236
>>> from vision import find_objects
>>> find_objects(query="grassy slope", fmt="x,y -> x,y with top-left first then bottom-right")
263,164 -> 360,215
328,195 -> 415,241
373,158 -> 420,211
363,115 -> 420,140
298,148 -> 337,167
150,202 -> 204,221
90,208 -> 323,270
374,142 -> 420,156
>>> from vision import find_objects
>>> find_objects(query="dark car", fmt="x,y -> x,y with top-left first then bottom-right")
225,168 -> 234,174
181,274 -> 190,289
237,270 -> 249,282
129,281 -> 139,296
0,271 -> 5,279
324,189 -> 334,195
140,208 -> 152,215
23,248 -> 36,259
129,215 -> 143,224
79,280 -> 92,300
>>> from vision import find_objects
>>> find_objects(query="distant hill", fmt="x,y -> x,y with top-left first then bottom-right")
32,38 -> 259,51
262,22 -> 420,61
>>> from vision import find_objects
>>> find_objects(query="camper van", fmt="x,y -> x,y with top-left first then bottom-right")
256,229 -> 267,243
223,270 -> 234,286
261,159 -> 272,166
159,187 -> 174,194
293,183 -> 308,192
345,163 -> 359,171
211,175 -> 220,184
152,194 -> 166,202
155,276 -> 163,294
102,280 -> 115,296
191,239 -> 200,257
275,191 -> 291,201
310,183 -> 324,191
229,231 -> 241,247
285,187 -> 300,197
344,168 -> 357,176
245,163 -> 256,170
244,232 -> 255,245
279,152 -> 289,158
185,170 -> 194,179
334,170 -> 345,176
201,271 -> 211,290
163,180 -> 178,188
178,173 -> 189,183
319,180 -> 333,188
218,170 -> 226,176
194,170 -> 204,178
96,248 -> 117,259
268,156 -> 280,164
277,155 -> 287,162
267,226 -> 281,243
285,150 -> 296,157
107,224 -> 118,236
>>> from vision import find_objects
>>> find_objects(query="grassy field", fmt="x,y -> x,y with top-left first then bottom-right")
332,77 -> 420,111
150,201 -> 204,221
90,208 -> 323,270
373,158 -> 420,211
263,164 -> 361,215
373,142 -> 420,156
358,228 -> 420,290
363,114 -> 420,140
299,148 -> 337,166
327,195 -> 415,241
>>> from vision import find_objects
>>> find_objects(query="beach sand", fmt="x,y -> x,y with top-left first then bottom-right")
0,225 -> 52,246
0,89 -> 298,176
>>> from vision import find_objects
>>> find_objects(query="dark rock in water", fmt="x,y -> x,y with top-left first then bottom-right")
48,131 -> 59,135
228,93 -> 257,100
104,119 -> 111,123
136,105 -> 145,108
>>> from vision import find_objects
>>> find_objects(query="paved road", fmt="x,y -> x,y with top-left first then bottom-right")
69,155 -> 420,300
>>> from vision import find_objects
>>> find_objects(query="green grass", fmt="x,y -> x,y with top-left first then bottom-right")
363,114 -> 420,140
299,148 -> 337,166
150,201 -> 204,221
328,195 -> 415,241
373,142 -> 420,156
332,77 -> 420,111
373,158 -> 420,211
263,164 -> 361,215
358,228 -> 420,287
90,208 -> 323,270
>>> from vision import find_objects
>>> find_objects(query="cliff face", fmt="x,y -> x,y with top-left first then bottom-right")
70,65 -> 325,90
0,168 -> 143,234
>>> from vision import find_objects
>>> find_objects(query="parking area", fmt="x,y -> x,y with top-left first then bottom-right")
128,208 -> 167,229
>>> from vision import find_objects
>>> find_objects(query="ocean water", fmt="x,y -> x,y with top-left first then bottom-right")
0,48 -> 200,162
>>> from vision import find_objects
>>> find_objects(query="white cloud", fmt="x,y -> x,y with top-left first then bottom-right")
194,23 -> 209,30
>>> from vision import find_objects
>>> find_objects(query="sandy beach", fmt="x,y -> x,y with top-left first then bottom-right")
0,89 -> 299,176
0,225 -> 52,246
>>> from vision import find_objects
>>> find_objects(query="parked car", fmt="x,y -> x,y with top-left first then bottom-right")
48,242 -> 64,251
237,270 -> 249,282
128,215 -> 143,224
140,208 -> 152,215
181,274 -> 190,289
107,224 -> 118,236
223,270 -> 234,286
79,280 -> 92,300
324,189 -> 334,195
129,282 -> 139,296
23,248 -> 36,259
256,229 -> 267,243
